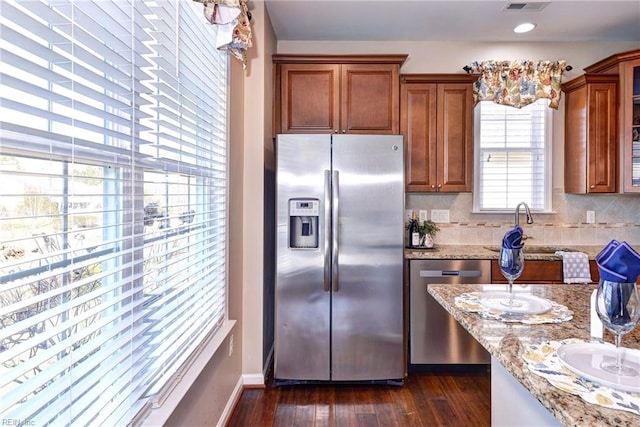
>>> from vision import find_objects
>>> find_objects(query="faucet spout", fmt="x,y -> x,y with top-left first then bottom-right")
514,202 -> 534,226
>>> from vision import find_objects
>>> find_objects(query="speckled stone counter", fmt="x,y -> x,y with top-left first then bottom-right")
427,284 -> 640,427
405,245 -> 603,260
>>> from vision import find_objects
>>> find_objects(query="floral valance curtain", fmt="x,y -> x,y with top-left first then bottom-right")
467,60 -> 567,109
196,0 -> 253,68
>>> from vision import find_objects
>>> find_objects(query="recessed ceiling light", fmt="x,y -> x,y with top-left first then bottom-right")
514,23 -> 537,33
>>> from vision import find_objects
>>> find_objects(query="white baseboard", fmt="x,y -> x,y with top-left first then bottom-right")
215,373 -> 264,427
216,376 -> 244,427
242,373 -> 265,387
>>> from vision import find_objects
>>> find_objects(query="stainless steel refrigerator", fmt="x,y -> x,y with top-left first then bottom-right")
275,133 -> 404,383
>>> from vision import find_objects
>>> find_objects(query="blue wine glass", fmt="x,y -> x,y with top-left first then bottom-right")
595,280 -> 640,376
499,247 -> 525,307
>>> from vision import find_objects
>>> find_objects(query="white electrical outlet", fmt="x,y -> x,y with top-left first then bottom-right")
431,209 -> 450,223
229,334 -> 234,356
419,210 -> 428,222
405,210 -> 413,221
586,210 -> 596,224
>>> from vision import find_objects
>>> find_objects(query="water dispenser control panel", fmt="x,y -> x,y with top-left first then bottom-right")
290,199 -> 319,216
289,199 -> 319,249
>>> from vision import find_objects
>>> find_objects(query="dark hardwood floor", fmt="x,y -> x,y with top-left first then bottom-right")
227,370 -> 491,427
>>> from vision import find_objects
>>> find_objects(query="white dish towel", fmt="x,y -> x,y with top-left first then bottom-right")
555,251 -> 592,284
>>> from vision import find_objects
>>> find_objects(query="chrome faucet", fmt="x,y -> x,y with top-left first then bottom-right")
514,202 -> 534,226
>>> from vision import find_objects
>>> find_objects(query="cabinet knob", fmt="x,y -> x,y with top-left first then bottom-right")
437,184 -> 442,188
342,130 -> 346,134
334,129 -> 338,134
590,185 -> 595,189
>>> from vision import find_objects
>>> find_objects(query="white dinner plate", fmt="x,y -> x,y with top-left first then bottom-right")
557,342 -> 640,393
477,292 -> 553,315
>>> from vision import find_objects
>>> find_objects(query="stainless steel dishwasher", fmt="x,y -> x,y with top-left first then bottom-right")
409,259 -> 491,365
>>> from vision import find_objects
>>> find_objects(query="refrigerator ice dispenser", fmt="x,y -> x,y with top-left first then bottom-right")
289,199 -> 319,249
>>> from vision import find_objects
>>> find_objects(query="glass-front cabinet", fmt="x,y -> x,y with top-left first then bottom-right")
631,63 -> 640,189
584,49 -> 640,193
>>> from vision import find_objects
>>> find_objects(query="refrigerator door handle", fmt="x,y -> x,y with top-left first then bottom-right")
323,170 -> 331,292
332,170 -> 339,292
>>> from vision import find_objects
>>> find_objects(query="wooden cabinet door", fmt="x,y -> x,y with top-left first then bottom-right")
437,83 -> 474,192
401,82 -> 438,192
341,64 -> 400,134
563,75 -> 617,193
587,81 -> 618,192
279,63 -> 340,133
401,76 -> 475,193
583,49 -> 640,193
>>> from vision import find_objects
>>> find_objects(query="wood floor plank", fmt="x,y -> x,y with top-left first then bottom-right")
292,404 -> 315,426
355,413 -> 378,427
350,386 -> 376,415
371,389 -> 402,426
388,377 -> 425,426
314,386 -> 335,426
427,398 -> 458,427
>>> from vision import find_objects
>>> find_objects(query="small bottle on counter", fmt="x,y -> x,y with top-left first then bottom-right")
409,211 -> 420,248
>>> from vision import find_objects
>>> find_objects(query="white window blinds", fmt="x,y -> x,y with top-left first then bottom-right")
0,1 -> 229,425
473,99 -> 552,212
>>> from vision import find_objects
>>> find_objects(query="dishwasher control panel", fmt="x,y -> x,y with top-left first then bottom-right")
413,259 -> 491,284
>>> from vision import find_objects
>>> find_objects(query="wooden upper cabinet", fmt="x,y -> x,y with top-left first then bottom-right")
401,74 -> 476,192
562,74 -> 618,193
273,54 -> 407,135
341,64 -> 400,134
580,49 -> 640,193
278,63 -> 340,134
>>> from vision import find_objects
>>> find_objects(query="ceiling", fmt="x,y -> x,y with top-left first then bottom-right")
263,0 -> 640,43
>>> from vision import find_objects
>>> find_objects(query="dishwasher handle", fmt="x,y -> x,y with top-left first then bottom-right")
420,270 -> 483,278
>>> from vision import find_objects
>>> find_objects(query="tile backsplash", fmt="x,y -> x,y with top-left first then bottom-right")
406,190 -> 640,247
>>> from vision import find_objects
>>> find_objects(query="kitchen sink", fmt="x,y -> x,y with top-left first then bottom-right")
483,245 -> 577,254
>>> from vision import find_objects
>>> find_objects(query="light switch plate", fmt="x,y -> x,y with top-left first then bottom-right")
419,210 -> 428,222
431,209 -> 450,223
586,210 -> 595,224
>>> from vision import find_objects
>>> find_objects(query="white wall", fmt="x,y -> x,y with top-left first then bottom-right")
241,0 -> 276,384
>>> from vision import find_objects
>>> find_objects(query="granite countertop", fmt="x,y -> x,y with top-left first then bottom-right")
405,244 -> 603,260
427,283 -> 640,427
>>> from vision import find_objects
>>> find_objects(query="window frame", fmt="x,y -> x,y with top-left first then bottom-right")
472,99 -> 553,214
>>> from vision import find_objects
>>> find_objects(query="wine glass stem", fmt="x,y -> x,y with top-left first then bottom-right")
615,333 -> 623,375
508,280 -> 514,305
